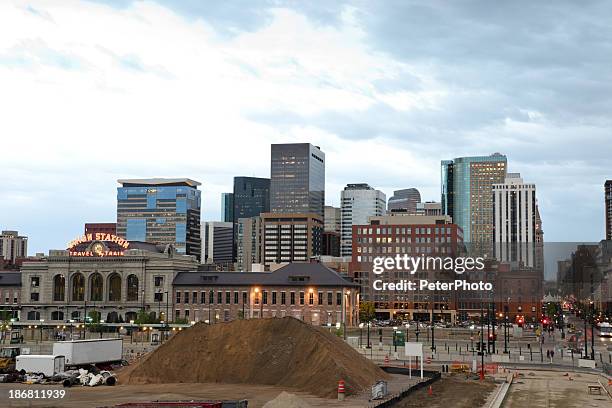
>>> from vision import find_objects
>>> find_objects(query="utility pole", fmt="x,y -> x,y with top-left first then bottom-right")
480,302 -> 484,380
590,302 -> 595,360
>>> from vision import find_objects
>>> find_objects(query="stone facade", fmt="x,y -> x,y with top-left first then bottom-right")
20,245 -> 197,323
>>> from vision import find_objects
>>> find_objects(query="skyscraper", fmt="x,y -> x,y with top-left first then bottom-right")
270,143 -> 325,218
441,153 -> 507,246
0,231 -> 27,264
232,177 -> 270,221
221,193 -> 234,223
606,180 -> 612,241
231,177 -> 270,261
387,188 -> 421,213
340,183 -> 386,256
493,173 -> 538,267
116,178 -> 201,259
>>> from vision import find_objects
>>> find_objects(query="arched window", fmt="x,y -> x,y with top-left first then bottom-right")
27,311 -> 40,320
127,275 -> 139,301
71,273 -> 85,302
51,311 -> 64,321
125,311 -> 137,322
106,311 -> 119,323
90,273 -> 103,302
53,275 -> 65,301
108,273 -> 121,301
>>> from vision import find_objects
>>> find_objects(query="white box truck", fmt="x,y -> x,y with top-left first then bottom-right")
52,339 -> 123,366
16,355 -> 66,377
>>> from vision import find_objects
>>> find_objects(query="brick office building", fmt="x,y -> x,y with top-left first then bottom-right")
349,215 -> 464,322
172,263 -> 358,326
0,272 -> 21,319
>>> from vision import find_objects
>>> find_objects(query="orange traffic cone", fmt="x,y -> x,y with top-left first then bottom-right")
428,385 -> 433,396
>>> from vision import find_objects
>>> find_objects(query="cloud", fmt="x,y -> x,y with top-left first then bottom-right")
0,0 -> 609,253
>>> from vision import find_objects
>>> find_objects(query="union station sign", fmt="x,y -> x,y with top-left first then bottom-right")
67,233 -> 130,257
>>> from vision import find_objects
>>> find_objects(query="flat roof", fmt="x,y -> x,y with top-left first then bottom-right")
117,178 -> 201,187
0,272 -> 21,286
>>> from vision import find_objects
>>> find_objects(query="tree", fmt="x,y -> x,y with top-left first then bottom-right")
359,301 -> 376,323
135,310 -> 159,325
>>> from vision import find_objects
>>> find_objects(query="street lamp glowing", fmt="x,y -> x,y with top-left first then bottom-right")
359,323 -> 364,328
254,287 -> 260,293
308,288 -> 314,294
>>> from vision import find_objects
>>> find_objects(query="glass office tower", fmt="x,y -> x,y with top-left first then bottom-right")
231,176 -> 270,261
117,178 -> 201,260
270,143 -> 325,218
221,193 -> 234,223
440,154 -> 507,245
233,177 -> 270,221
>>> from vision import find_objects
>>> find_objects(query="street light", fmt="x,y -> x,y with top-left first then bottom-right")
359,323 -> 364,347
589,301 -> 595,360
344,290 -> 351,341
405,323 -> 409,343
393,326 -> 398,352
254,287 -> 263,318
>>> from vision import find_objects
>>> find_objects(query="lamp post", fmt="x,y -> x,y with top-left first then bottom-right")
39,319 -> 44,342
393,326 -> 398,352
486,303 -> 491,354
366,321 -> 371,348
405,323 -> 409,342
254,288 -> 262,318
504,299 -> 509,354
343,290 -> 351,341
583,304 -> 588,358
428,296 -> 435,352
590,301 -> 595,360
491,302 -> 496,354
140,289 -> 145,313
480,302 -> 484,381
359,323 -> 364,347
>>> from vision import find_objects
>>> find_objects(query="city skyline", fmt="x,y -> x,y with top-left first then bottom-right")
2,1 -> 611,253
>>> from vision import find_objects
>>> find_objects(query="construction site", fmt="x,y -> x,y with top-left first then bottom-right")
1,317 -> 611,407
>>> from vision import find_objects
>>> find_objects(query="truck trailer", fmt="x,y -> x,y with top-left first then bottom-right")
16,355 -> 66,377
52,339 -> 123,366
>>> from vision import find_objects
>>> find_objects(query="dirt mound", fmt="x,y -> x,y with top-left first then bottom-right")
262,391 -> 312,408
118,317 -> 388,398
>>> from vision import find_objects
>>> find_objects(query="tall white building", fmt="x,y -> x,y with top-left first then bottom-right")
0,231 -> 27,264
340,184 -> 386,256
492,173 -> 538,267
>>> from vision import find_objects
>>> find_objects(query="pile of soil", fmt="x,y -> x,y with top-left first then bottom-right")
118,317 -> 388,398
262,391 -> 312,408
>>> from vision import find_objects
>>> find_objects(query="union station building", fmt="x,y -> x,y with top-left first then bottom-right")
19,234 -> 198,323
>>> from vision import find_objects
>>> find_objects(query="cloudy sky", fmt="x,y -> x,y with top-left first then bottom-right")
1,0 -> 610,254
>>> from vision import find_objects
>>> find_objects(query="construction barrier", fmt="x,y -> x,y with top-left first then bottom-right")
337,379 -> 345,401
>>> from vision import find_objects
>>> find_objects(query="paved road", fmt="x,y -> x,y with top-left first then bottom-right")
503,370 -> 611,408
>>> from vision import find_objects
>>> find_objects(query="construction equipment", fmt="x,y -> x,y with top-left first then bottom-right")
0,347 -> 21,373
